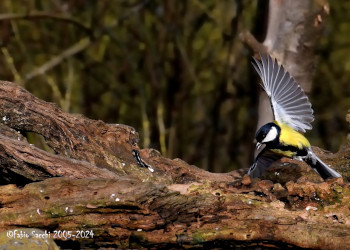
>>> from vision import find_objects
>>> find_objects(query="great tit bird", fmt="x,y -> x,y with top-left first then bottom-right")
248,54 -> 341,180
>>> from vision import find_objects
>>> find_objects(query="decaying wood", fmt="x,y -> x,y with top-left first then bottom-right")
0,174 -> 349,249
0,80 -> 349,249
0,81 -> 243,187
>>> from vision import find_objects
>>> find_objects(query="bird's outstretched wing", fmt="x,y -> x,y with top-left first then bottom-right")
252,54 -> 314,132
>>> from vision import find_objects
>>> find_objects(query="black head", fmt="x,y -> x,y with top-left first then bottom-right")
256,122 -> 280,144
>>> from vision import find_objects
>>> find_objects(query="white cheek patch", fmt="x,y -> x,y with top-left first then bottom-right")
262,126 -> 277,143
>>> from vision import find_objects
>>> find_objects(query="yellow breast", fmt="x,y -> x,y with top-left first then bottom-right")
270,149 -> 295,157
274,121 -> 311,149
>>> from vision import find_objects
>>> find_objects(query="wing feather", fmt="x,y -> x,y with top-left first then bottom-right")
252,54 -> 314,132
248,149 -> 283,178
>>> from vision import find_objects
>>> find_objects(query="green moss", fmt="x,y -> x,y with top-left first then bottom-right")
46,206 -> 68,218
342,187 -> 350,196
192,231 -> 206,244
122,163 -> 172,185
1,213 -> 17,221
224,194 -> 263,206
191,228 -> 243,244
333,185 -> 343,193
188,181 -> 211,193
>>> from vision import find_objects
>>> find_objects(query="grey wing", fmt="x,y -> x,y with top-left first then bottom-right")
252,54 -> 314,132
248,149 -> 283,178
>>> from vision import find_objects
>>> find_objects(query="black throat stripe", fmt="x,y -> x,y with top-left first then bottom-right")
269,141 -> 308,156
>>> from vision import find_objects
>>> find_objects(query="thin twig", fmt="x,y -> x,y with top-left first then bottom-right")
24,37 -> 91,81
0,12 -> 91,34
239,31 -> 267,54
23,1 -> 151,82
1,47 -> 23,85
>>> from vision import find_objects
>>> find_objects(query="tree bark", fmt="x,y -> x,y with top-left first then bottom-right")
241,0 -> 330,130
0,175 -> 349,249
0,81 -> 349,249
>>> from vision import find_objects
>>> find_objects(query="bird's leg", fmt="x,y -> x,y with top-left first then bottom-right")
299,149 -> 317,165
307,150 -> 317,165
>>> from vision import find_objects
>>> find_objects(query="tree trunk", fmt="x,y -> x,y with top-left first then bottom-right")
241,0 -> 329,130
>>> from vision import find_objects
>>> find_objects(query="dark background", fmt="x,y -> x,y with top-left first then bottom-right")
0,0 -> 348,172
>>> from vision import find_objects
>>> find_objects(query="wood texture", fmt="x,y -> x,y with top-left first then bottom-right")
0,81 -> 349,249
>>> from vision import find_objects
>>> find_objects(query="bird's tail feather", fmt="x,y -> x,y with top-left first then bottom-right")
305,153 -> 341,180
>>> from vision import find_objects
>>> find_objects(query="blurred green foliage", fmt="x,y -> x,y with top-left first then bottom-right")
0,0 -> 348,172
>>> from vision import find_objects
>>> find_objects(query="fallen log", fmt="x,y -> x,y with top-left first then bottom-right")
0,80 -> 349,249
